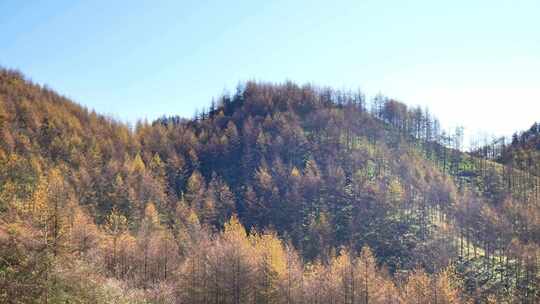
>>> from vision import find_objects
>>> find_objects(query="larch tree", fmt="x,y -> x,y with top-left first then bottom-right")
69,207 -> 100,257
251,230 -> 287,304
221,215 -> 255,304
103,208 -> 128,276
137,202 -> 162,287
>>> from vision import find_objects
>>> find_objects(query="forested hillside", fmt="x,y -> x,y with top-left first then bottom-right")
0,68 -> 538,303
498,123 -> 540,176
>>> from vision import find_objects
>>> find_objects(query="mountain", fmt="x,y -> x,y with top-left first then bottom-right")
0,68 -> 538,303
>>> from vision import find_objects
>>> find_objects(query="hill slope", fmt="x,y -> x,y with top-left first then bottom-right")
498,122 -> 540,175
0,68 -> 538,303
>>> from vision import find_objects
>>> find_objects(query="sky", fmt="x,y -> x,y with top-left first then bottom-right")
1,0 -> 539,142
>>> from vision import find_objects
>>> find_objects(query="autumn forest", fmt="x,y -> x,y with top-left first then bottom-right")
0,68 -> 539,303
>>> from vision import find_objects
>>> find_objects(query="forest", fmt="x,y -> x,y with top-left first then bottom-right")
0,67 -> 538,303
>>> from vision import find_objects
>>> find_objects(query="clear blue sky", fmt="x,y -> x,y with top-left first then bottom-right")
1,0 -> 539,141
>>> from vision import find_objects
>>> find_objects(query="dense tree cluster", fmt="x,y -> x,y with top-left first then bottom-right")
0,68 -> 538,303
497,122 -> 540,176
